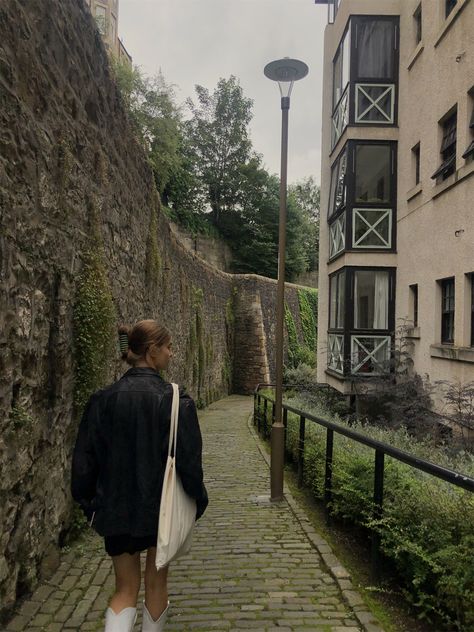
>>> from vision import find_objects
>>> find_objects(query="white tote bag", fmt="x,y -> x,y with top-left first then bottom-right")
155,383 -> 196,570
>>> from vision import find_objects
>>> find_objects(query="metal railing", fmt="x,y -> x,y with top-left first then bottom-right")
253,384 -> 474,582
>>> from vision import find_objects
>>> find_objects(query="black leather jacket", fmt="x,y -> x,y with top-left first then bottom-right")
71,368 -> 208,537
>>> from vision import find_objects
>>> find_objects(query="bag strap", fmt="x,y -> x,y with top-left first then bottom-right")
167,383 -> 179,458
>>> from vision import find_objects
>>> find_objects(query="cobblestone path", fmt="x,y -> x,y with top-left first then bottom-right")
5,395 -> 384,632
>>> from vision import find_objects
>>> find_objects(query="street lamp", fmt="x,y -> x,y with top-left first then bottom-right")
264,57 -> 309,501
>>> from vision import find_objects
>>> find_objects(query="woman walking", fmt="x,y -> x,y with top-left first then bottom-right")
71,320 -> 208,632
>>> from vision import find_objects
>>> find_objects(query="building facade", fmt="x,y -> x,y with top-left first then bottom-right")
84,0 -> 132,64
316,0 -> 474,406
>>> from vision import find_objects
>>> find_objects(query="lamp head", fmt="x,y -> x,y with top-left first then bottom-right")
264,57 -> 309,98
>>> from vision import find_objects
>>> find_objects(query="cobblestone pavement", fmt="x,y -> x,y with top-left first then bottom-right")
5,395 -> 384,632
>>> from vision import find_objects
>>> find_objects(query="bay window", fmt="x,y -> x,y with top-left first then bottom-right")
328,141 -> 396,260
331,15 -> 399,148
327,267 -> 395,377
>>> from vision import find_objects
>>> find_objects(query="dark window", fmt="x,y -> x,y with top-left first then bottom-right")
355,144 -> 392,204
471,275 -> 474,347
329,270 -> 346,329
414,4 -> 422,44
410,284 -> 418,328
441,278 -> 455,344
462,95 -> 474,160
354,18 -> 397,80
446,0 -> 457,18
431,110 -> 457,181
328,147 -> 347,218
332,26 -> 351,110
412,143 -> 420,185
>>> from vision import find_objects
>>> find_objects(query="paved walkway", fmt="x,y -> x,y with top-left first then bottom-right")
5,396 -> 384,632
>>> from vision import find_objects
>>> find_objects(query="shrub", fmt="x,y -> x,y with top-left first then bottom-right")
258,391 -> 474,630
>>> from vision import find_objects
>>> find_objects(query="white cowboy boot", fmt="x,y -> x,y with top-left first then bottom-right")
104,606 -> 137,632
141,601 -> 169,631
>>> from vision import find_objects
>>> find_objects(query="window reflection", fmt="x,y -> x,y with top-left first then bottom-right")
355,145 -> 391,204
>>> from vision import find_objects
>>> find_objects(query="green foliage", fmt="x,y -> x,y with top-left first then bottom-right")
73,202 -> 116,412
218,156 -> 312,281
145,208 -> 161,289
280,392 -> 474,630
9,404 -> 33,431
284,297 -> 317,369
186,76 -> 253,227
288,176 -> 320,273
186,287 -> 207,403
298,288 -> 318,351
111,59 -> 182,194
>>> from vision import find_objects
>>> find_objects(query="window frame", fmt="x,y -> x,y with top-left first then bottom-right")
445,0 -> 458,18
414,4 -> 422,44
327,266 -> 396,378
432,108 -> 457,181
329,269 -> 347,331
440,277 -> 455,344
471,274 -> 474,347
412,142 -> 421,185
349,15 -> 400,128
328,140 -> 397,262
462,91 -> 474,160
410,283 -> 419,328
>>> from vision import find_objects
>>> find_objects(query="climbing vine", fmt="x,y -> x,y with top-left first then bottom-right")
145,208 -> 162,289
73,198 -> 116,412
284,289 -> 318,369
297,288 -> 318,351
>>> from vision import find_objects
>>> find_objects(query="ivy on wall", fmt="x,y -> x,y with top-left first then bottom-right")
298,288 -> 318,351
145,208 -> 162,290
73,198 -> 116,412
284,288 -> 318,369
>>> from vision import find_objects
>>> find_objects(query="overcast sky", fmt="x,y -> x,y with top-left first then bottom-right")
118,0 -> 327,185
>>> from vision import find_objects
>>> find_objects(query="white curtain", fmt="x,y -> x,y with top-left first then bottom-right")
373,272 -> 388,329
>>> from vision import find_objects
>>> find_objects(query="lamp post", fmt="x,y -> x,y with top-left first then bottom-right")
264,57 -> 308,501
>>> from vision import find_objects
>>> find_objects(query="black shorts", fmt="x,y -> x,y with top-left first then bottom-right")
104,533 -> 157,557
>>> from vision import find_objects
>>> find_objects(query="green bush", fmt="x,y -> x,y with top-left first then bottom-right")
263,391 -> 474,630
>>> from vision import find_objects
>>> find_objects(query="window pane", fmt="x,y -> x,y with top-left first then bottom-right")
441,278 -> 455,343
355,145 -> 391,203
333,48 -> 343,108
356,85 -> 394,123
328,149 -> 347,217
351,336 -> 391,374
335,150 -> 347,209
328,162 -> 338,218
353,209 -> 391,248
471,276 -> 474,346
329,271 -> 345,329
337,271 -> 345,328
333,28 -> 351,108
354,271 -> 389,329
342,27 -> 351,89
356,20 -> 395,79
95,6 -> 107,34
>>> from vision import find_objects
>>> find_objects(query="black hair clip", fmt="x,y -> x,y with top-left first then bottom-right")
119,332 -> 129,354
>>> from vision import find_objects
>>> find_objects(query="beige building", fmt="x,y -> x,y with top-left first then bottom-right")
84,0 -> 132,64
315,0 -> 474,406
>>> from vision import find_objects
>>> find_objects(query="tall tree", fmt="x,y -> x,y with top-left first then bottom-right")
220,157 -> 308,281
186,76 -> 253,227
288,176 -> 320,272
112,59 -> 182,194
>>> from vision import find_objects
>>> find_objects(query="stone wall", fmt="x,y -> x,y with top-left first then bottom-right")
0,0 -> 316,618
168,221 -> 234,273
